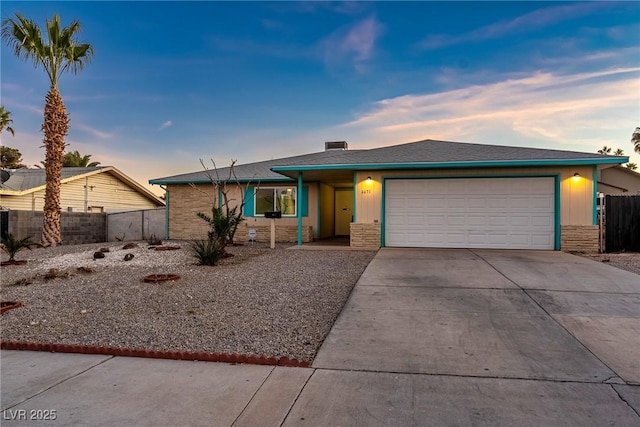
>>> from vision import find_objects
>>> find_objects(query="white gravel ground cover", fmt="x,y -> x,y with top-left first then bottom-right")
0,241 -> 377,362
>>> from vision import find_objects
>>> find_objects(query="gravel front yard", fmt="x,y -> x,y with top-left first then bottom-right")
0,241 -> 376,363
573,252 -> 640,276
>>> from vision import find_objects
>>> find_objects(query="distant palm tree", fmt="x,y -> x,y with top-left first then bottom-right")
613,148 -> 625,156
2,13 -> 94,246
632,127 -> 640,154
0,106 -> 15,136
626,163 -> 638,171
63,150 -> 100,167
597,146 -> 612,155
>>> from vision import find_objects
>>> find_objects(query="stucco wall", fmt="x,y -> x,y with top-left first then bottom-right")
107,208 -> 166,242
599,166 -> 640,195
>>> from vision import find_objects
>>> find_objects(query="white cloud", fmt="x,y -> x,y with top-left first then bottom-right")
418,2 -> 608,50
159,121 -> 172,131
337,66 -> 640,163
321,16 -> 382,73
73,122 -> 114,139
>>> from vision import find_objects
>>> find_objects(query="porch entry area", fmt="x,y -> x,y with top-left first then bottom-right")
318,184 -> 353,240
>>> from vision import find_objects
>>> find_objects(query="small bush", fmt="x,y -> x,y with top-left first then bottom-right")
0,234 -> 42,261
190,239 -> 226,266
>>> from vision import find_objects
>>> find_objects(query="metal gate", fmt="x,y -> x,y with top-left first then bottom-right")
0,211 -> 8,239
605,195 -> 640,252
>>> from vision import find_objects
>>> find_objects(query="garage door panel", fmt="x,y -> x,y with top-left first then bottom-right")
385,177 -> 555,250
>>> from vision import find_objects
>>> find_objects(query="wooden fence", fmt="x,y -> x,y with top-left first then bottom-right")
605,195 -> 640,252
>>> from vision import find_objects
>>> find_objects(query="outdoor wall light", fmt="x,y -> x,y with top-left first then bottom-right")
572,172 -> 582,182
366,176 -> 373,184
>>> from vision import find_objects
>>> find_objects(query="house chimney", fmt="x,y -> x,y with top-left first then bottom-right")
325,141 -> 348,151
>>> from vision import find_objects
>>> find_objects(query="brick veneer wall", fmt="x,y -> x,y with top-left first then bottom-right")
8,210 -> 106,245
561,225 -> 599,253
350,223 -> 381,249
236,224 -> 313,243
167,184 -> 214,240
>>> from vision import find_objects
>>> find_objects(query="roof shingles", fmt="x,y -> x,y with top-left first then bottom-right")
150,139 -> 625,184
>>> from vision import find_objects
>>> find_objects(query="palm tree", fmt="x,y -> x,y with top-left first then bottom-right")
597,146 -> 612,155
626,163 -> 638,171
63,150 -> 100,167
0,106 -> 15,136
613,148 -> 625,156
2,13 -> 94,246
632,127 -> 640,154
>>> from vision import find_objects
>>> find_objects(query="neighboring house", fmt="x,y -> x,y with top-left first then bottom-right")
1,166 -> 165,212
150,139 -> 627,252
598,165 -> 640,195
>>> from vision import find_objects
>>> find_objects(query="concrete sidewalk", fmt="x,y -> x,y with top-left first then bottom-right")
2,350 -> 639,426
2,249 -> 640,426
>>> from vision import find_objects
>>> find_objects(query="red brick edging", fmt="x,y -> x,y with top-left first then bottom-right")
0,340 -> 310,367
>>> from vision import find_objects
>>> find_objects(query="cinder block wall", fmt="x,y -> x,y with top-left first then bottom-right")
8,211 -> 106,245
350,223 -> 381,249
561,225 -> 599,253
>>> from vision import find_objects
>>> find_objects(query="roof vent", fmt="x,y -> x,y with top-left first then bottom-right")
325,141 -> 348,151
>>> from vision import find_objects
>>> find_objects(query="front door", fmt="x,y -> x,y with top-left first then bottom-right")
335,190 -> 353,236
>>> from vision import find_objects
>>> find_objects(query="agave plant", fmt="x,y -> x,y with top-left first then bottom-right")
0,233 -> 43,262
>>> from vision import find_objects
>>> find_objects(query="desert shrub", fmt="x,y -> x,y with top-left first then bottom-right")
0,234 -> 42,261
191,206 -> 234,266
190,239 -> 226,266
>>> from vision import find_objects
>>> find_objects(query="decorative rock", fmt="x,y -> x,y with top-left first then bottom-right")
123,243 -> 138,249
99,247 -> 110,253
93,251 -> 105,259
124,253 -> 134,261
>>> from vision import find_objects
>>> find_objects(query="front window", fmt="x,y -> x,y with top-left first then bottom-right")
255,187 -> 296,216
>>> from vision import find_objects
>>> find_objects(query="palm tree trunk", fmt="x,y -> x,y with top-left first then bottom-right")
41,86 -> 69,246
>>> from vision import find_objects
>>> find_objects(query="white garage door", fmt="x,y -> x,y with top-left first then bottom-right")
385,177 -> 555,250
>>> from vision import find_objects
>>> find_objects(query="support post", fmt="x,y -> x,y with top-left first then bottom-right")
270,218 -> 276,249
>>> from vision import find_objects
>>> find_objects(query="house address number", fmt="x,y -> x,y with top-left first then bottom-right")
360,189 -> 372,195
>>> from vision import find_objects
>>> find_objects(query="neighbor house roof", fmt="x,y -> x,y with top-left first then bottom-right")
1,166 -> 165,205
150,139 -> 627,184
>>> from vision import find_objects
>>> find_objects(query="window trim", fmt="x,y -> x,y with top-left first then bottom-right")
254,186 -> 297,217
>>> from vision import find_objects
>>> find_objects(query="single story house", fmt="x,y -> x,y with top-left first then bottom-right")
1,166 -> 165,212
598,165 -> 640,195
150,139 -> 627,252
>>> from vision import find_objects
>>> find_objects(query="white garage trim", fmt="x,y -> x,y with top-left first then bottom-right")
383,176 -> 559,250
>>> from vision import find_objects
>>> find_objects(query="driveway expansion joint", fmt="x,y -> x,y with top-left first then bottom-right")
611,384 -> 640,418
310,366 -> 617,385
1,352 -> 114,412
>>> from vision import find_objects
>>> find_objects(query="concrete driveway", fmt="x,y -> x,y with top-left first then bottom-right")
2,249 -> 639,426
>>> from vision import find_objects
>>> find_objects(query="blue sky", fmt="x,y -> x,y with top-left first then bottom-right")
1,1 -> 639,195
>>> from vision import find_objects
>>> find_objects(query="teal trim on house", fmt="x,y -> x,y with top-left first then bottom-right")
271,157 -> 626,174
244,187 -> 255,216
380,174 -> 561,250
592,165 -> 598,226
380,178 -> 387,247
554,175 -> 561,251
297,173 -> 303,245
301,186 -> 309,217
243,185 -> 309,218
